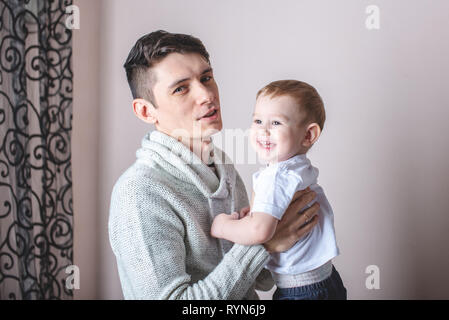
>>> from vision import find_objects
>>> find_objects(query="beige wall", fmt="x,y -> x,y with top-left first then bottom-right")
72,0 -> 102,299
72,0 -> 449,299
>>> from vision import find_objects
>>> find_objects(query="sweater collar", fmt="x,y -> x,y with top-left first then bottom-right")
136,130 -> 235,199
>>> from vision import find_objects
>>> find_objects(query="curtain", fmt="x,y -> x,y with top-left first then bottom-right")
0,0 -> 73,299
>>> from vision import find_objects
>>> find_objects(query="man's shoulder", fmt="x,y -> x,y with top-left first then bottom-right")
111,160 -> 176,200
108,161 -> 181,227
113,161 -> 155,188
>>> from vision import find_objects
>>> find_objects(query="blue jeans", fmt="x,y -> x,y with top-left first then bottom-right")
273,266 -> 347,300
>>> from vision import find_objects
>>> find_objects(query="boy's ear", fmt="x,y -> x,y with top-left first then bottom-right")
302,123 -> 321,148
132,98 -> 157,124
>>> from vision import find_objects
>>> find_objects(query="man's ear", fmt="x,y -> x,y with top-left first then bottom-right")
301,123 -> 321,148
132,98 -> 157,124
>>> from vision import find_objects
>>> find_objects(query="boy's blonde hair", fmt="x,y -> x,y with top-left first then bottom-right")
256,80 -> 326,130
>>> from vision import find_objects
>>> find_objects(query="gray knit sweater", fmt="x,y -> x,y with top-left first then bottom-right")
108,130 -> 274,299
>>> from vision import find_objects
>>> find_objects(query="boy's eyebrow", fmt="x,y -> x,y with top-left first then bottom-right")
252,113 -> 289,121
168,67 -> 213,89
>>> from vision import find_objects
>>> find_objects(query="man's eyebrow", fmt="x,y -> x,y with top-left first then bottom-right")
168,68 -> 213,90
201,67 -> 213,75
169,77 -> 190,89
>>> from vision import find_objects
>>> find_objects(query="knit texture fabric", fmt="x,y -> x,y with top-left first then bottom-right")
108,130 -> 273,299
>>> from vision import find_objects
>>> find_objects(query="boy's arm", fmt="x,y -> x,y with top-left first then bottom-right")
211,211 -> 278,245
211,189 -> 278,245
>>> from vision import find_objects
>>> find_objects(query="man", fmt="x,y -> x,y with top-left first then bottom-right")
108,30 -> 320,299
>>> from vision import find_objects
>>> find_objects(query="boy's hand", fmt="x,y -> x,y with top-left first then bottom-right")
211,212 -> 239,238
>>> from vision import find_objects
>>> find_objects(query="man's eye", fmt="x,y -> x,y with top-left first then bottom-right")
272,121 -> 281,125
173,86 -> 185,94
201,76 -> 212,82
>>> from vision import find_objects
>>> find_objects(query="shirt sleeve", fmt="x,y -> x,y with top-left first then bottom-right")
251,168 -> 304,220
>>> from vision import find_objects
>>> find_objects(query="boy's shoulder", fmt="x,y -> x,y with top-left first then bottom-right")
268,154 -> 319,188
254,162 -> 303,189
278,154 -> 312,172
254,155 -> 313,180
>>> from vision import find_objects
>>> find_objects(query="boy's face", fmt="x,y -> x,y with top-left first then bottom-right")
150,52 -> 222,140
250,94 -> 308,163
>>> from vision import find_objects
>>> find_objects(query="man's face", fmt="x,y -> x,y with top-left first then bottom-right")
150,52 -> 222,140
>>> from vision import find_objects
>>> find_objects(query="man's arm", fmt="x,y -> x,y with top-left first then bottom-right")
109,176 -> 270,300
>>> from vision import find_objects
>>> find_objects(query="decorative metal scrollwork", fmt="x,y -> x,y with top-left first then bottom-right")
0,0 -> 73,300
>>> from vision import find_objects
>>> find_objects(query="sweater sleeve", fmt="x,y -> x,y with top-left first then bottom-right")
234,170 -> 275,293
108,175 -> 270,300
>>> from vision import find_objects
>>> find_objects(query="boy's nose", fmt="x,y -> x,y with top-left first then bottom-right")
258,127 -> 270,136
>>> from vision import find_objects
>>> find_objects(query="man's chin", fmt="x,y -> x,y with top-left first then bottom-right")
184,128 -> 222,142
202,121 -> 223,137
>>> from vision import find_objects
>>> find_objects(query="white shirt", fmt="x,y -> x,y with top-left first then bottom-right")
252,154 -> 340,274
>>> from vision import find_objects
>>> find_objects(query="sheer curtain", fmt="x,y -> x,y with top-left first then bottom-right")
0,0 -> 73,299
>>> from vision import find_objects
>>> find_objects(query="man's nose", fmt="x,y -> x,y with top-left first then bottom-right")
195,82 -> 215,105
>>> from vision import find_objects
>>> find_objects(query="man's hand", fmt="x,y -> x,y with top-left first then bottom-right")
263,188 -> 319,253
239,206 -> 251,219
211,212 -> 239,238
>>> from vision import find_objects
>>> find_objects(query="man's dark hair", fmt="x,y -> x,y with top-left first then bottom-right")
124,30 -> 210,105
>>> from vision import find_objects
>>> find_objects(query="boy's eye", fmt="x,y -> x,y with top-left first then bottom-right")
272,121 -> 282,125
254,119 -> 262,124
